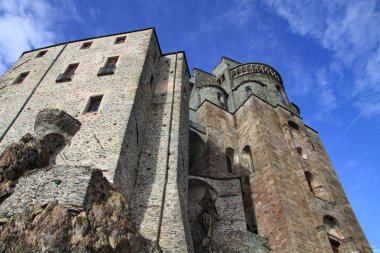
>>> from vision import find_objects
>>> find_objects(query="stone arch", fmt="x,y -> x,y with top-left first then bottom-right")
304,171 -> 330,201
188,178 -> 218,253
189,130 -> 208,175
241,145 -> 254,173
323,215 -> 345,253
34,108 -> 81,164
296,146 -> 307,159
43,133 -> 66,163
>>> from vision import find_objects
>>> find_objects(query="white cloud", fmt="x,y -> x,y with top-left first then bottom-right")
0,0 -> 61,75
261,0 -> 380,117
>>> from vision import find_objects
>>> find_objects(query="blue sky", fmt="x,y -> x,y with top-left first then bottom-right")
0,0 -> 379,249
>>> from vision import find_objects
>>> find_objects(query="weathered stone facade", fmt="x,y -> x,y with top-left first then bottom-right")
0,28 -> 372,252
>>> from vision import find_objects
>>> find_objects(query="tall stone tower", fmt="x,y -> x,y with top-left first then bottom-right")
0,29 -> 372,253
188,57 -> 372,252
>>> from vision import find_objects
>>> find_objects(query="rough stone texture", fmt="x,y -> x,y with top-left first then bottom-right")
0,169 -> 153,253
0,28 -> 373,253
190,56 -> 373,252
0,165 -> 94,218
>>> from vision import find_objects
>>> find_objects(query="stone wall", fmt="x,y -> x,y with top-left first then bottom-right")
0,165 -> 95,218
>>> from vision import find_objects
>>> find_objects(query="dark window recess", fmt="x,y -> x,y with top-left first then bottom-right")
98,57 -> 118,76
56,63 -> 79,82
329,238 -> 340,253
81,42 -> 93,49
86,96 -> 103,112
245,86 -> 253,97
288,120 -> 299,130
13,72 -> 30,84
226,156 -> 232,173
35,50 -> 47,58
217,74 -> 225,84
115,36 -> 126,44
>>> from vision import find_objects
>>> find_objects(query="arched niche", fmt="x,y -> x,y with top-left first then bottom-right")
189,130 -> 208,175
304,171 -> 330,201
188,179 -> 218,253
323,215 -> 345,253
34,108 -> 81,165
241,145 -> 254,173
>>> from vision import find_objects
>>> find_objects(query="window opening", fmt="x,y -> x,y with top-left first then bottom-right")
245,86 -> 253,97
288,120 -> 299,130
57,63 -> 78,82
98,56 -> 118,76
115,36 -> 126,44
217,92 -> 224,104
35,50 -> 47,58
86,95 -> 103,113
81,42 -> 92,49
226,156 -> 232,173
217,74 -> 225,84
304,171 -> 314,193
13,72 -> 30,84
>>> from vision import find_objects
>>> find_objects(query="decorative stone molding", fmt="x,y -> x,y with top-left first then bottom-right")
231,63 -> 282,82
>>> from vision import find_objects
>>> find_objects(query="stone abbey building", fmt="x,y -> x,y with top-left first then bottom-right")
0,28 -> 372,252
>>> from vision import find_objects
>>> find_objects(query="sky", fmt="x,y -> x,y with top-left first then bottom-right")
0,0 -> 379,250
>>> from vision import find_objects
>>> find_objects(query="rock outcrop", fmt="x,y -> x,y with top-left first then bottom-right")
0,134 -> 155,252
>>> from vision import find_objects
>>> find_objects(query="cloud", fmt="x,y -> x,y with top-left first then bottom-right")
261,0 -> 380,117
0,0 -> 58,75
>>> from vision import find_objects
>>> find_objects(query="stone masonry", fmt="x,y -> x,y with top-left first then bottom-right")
0,28 -> 373,252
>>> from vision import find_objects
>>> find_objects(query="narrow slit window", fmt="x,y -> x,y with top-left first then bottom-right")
217,74 -> 225,84
35,50 -> 47,58
86,96 -> 103,113
115,36 -> 126,44
13,72 -> 30,84
81,42 -> 93,49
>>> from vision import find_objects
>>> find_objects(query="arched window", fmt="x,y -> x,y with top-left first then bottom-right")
296,147 -> 307,159
226,147 -> 234,174
288,120 -> 299,130
323,215 -> 344,252
304,171 -> 314,193
276,85 -> 285,102
245,86 -> 253,97
241,145 -> 254,173
304,171 -> 330,201
217,92 -> 224,104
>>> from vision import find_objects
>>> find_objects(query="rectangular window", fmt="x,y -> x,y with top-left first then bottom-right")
35,50 -> 47,58
86,95 -> 103,113
81,42 -> 92,49
13,72 -> 30,84
98,56 -> 118,76
56,63 -> 79,82
114,36 -> 126,44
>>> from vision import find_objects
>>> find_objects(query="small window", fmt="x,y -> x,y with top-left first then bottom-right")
81,42 -> 93,49
35,50 -> 47,58
86,95 -> 103,113
56,63 -> 79,82
217,74 -> 225,84
217,92 -> 224,104
106,56 -> 118,67
13,72 -> 30,84
245,86 -> 253,97
288,120 -> 299,130
115,36 -> 126,44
